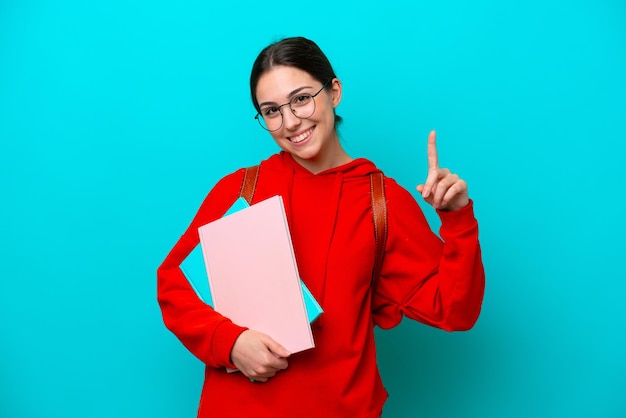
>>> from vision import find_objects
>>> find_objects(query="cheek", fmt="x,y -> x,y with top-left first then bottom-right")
269,131 -> 287,146
315,100 -> 336,123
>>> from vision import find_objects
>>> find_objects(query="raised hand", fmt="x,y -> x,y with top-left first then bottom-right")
416,130 -> 469,212
230,330 -> 291,383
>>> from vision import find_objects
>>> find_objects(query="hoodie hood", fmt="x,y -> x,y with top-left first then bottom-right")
279,150 -> 382,178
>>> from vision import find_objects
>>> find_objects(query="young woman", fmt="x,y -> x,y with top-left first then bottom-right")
157,36 -> 485,418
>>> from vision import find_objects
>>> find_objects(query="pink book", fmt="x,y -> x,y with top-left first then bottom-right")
198,195 -> 314,354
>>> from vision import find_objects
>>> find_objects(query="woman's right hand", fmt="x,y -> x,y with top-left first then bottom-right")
230,330 -> 291,383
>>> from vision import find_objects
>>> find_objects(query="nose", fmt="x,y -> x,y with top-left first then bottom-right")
282,107 -> 302,131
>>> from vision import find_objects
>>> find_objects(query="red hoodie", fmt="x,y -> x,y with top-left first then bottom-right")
157,152 -> 485,418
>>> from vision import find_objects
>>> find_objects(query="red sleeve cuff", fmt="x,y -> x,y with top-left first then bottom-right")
436,199 -> 477,232
211,320 -> 248,368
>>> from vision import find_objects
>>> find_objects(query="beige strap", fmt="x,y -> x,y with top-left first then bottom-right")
240,165 -> 260,204
370,172 -> 387,293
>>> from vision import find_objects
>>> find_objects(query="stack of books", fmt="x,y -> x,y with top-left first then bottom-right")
181,195 -> 322,355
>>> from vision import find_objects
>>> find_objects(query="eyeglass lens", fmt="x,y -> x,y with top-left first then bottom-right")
257,94 -> 316,131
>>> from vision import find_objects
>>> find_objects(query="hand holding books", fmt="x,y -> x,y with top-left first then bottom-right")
230,329 -> 291,383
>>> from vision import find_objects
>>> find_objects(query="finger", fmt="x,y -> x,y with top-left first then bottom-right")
422,167 -> 443,199
441,179 -> 467,208
263,336 -> 291,359
268,356 -> 289,371
417,184 -> 434,205
427,130 -> 439,171
431,170 -> 454,208
259,337 -> 289,371
417,185 -> 435,206
250,366 -> 279,380
422,131 -> 439,198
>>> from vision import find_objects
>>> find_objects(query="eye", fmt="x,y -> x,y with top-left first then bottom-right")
292,94 -> 312,106
262,106 -> 280,118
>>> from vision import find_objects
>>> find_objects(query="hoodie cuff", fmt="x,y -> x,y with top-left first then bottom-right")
211,320 -> 248,369
436,199 -> 477,232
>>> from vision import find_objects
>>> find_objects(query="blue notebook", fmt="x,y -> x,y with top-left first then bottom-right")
181,197 -> 323,323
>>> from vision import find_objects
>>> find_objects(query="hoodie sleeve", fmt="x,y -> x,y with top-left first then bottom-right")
371,178 -> 485,331
156,169 -> 248,368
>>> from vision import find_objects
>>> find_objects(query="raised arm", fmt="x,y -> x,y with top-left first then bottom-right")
372,131 -> 485,331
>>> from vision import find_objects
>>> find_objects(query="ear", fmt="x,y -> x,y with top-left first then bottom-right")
330,78 -> 342,108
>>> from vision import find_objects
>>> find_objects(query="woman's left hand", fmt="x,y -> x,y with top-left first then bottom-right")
416,130 -> 469,212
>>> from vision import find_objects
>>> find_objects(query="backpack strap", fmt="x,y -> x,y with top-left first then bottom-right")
240,165 -> 260,204
239,165 -> 388,296
370,172 -> 387,295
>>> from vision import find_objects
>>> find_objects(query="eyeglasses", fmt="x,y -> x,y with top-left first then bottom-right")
254,80 -> 331,132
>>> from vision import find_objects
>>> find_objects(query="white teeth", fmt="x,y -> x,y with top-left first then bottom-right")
290,128 -> 312,143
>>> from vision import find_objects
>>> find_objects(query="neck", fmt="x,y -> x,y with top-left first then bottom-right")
293,136 -> 353,174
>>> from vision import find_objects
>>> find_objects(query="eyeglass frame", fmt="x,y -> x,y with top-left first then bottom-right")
254,79 -> 332,132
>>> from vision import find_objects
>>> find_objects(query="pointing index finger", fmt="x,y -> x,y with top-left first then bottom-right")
421,130 -> 440,199
427,130 -> 438,170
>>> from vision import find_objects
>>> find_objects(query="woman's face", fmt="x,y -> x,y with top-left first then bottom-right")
255,65 -> 342,172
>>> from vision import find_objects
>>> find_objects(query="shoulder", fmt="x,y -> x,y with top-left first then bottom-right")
381,175 -> 415,202
258,152 -> 290,173
214,153 -> 283,191
379,175 -> 430,223
211,168 -> 245,195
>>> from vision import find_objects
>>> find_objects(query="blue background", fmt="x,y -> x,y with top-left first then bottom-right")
1,1 -> 625,417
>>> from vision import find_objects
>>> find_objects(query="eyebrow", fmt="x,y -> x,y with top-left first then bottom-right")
258,86 -> 314,108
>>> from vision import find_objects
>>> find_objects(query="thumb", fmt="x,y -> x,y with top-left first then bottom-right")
262,336 -> 291,358
416,184 -> 425,193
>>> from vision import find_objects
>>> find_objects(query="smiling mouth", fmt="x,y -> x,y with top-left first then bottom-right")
288,127 -> 314,144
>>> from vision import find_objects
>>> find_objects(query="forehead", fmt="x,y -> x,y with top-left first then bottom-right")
255,66 -> 317,102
